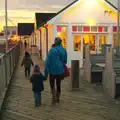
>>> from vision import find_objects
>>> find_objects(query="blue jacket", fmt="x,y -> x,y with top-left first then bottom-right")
44,45 -> 67,78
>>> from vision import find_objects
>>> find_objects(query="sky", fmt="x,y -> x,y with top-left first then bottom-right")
0,0 -> 74,30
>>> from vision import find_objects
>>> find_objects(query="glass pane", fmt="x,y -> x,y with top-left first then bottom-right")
83,26 -> 90,32
57,26 -> 67,49
113,33 -> 117,48
83,34 -> 96,52
103,26 -> 108,32
99,36 -> 106,51
98,26 -> 103,32
78,26 -> 82,32
73,35 -> 81,51
91,26 -> 97,32
89,35 -> 96,51
113,26 -> 117,32
72,26 -> 77,32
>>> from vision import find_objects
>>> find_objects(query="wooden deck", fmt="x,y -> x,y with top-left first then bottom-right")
1,53 -> 120,120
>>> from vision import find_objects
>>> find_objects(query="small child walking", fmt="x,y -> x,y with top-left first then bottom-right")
21,51 -> 34,78
30,65 -> 46,107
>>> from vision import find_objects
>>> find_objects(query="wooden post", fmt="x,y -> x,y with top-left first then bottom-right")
84,45 -> 91,83
71,60 -> 80,90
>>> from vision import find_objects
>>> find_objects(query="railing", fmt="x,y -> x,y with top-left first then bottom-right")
0,43 -> 21,110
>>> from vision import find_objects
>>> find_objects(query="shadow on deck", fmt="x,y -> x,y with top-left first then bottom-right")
1,52 -> 120,120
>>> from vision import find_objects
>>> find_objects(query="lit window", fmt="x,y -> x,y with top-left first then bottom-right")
98,26 -> 103,32
113,26 -> 117,32
91,26 -> 97,32
83,34 -> 96,52
72,26 -> 77,32
83,26 -> 90,32
103,26 -> 108,32
57,26 -> 62,32
113,33 -> 117,48
57,26 -> 67,49
73,35 -> 81,51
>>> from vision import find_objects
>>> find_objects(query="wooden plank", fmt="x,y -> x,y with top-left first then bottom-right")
1,49 -> 120,120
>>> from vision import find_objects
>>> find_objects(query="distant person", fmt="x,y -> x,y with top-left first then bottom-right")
30,65 -> 46,107
44,37 -> 67,104
24,40 -> 27,48
21,51 -> 34,78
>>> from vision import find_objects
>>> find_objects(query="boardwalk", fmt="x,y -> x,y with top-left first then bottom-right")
1,52 -> 120,120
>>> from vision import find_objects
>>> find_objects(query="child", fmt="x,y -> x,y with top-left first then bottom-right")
30,65 -> 46,107
21,51 -> 34,78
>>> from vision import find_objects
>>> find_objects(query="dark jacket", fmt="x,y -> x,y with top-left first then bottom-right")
30,73 -> 46,92
21,55 -> 34,68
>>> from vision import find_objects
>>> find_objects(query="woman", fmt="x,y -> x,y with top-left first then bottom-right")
44,37 -> 67,104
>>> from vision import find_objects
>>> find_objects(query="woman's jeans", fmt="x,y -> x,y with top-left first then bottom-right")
34,92 -> 41,105
49,75 -> 62,93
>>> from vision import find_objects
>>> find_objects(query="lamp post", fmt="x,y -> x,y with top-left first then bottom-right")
5,0 -> 8,53
117,0 -> 120,53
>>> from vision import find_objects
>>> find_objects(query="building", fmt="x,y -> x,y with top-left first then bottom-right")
34,0 -> 120,68
3,26 -> 17,37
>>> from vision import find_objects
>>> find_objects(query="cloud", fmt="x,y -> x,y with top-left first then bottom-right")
0,0 -> 74,30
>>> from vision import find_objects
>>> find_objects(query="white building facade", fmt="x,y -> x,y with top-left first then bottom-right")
35,0 -> 120,68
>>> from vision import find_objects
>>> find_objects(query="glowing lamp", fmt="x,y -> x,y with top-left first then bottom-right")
113,26 -> 117,32
57,26 -> 62,32
98,26 -> 103,32
86,0 -> 97,5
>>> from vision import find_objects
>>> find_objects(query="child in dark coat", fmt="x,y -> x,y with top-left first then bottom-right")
21,51 -> 34,78
30,65 -> 46,107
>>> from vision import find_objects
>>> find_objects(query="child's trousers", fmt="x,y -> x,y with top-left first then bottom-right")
25,67 -> 31,77
34,92 -> 41,105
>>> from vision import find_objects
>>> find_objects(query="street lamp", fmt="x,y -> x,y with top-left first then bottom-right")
5,0 -> 8,53
117,0 -> 120,53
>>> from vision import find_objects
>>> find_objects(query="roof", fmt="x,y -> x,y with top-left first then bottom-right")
105,0 -> 118,10
35,13 -> 56,28
37,0 -> 119,29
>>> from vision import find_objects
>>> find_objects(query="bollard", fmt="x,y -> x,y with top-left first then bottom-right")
71,60 -> 80,91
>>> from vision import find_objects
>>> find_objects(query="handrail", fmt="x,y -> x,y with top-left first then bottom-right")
0,43 -> 21,111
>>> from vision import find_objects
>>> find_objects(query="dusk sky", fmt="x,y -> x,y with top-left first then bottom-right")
0,0 -> 74,30
0,0 -> 118,30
